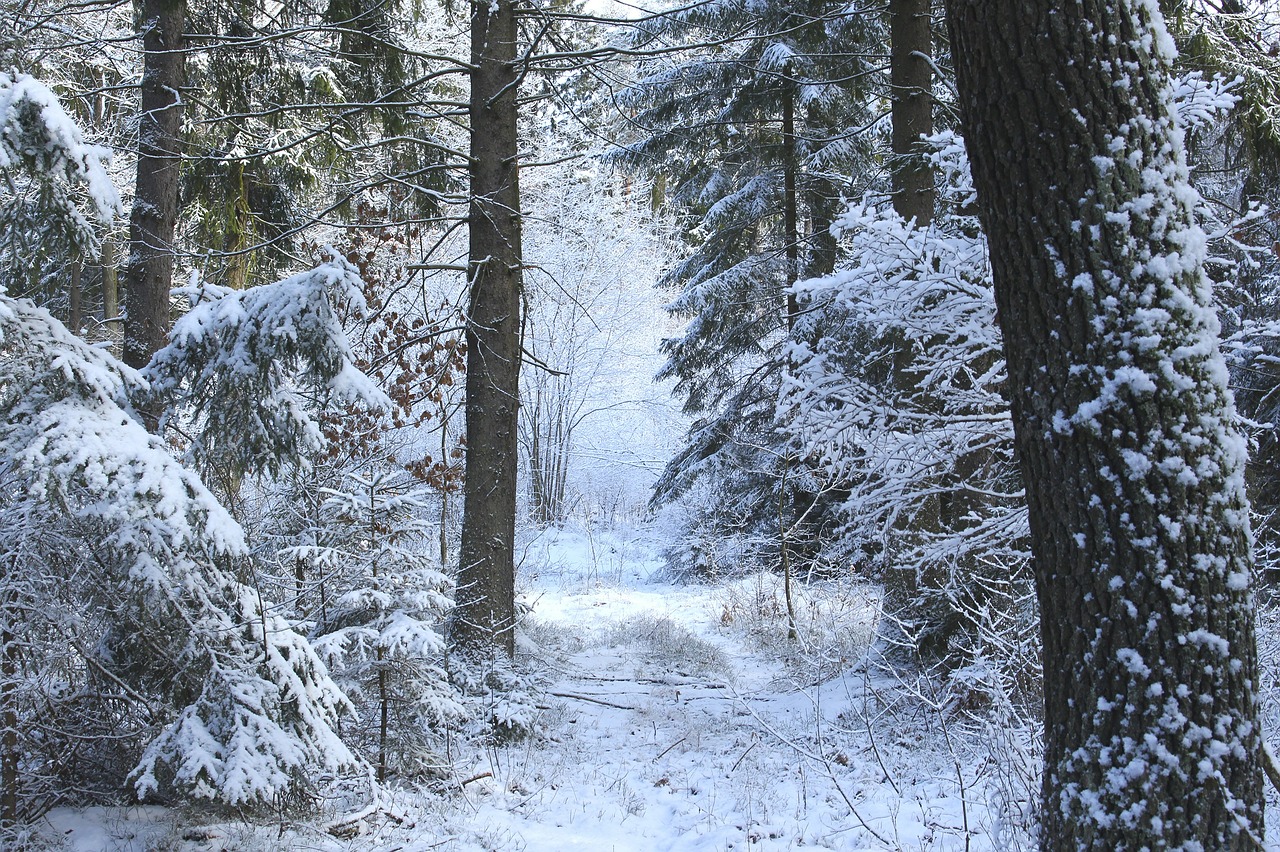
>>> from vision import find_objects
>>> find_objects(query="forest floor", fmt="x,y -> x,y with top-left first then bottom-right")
32,521 -> 1280,851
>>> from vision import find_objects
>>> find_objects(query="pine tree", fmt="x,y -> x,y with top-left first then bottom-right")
612,0 -> 880,575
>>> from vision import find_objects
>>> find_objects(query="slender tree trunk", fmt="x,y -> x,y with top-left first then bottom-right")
890,0 -> 934,225
946,1 -> 1262,847
782,81 -> 799,327
780,79 -> 800,640
440,418 -> 451,566
101,236 -> 119,346
124,0 -> 185,375
0,600 -> 17,827
68,260 -> 82,334
453,0 -> 523,659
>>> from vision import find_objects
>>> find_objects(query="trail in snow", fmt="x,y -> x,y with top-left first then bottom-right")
39,522 -> 1061,850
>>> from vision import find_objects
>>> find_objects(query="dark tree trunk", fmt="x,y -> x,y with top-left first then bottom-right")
946,1 -> 1262,848
889,0 -> 934,225
124,0 -> 185,374
782,81 -> 799,326
68,260 -> 82,334
0,612 -> 17,827
452,0 -> 523,659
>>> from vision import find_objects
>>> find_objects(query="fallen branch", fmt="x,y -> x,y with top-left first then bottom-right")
549,691 -> 638,710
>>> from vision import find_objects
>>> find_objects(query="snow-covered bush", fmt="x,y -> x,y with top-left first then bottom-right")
0,296 -> 360,811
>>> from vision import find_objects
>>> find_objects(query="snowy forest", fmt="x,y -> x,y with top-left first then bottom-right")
2,0 -> 1280,848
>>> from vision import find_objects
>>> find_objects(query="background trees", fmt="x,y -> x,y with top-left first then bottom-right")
612,0 -> 881,577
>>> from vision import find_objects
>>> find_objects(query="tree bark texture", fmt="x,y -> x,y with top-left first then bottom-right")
890,0 -> 934,226
946,1 -> 1261,848
123,0 -> 185,372
453,0 -> 523,659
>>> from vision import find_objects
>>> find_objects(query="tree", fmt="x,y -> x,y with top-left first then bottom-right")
945,0 -> 1261,847
309,473 -> 461,783
613,0 -> 879,576
123,0 -> 185,374
451,0 -> 525,659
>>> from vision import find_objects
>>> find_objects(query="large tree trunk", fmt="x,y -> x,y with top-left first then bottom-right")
123,0 -> 185,374
452,0 -> 523,659
946,1 -> 1262,848
889,0 -> 933,226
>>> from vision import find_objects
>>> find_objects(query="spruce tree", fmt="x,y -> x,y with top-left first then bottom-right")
612,0 -> 879,575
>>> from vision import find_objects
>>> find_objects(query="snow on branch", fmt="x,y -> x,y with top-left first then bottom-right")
0,72 -> 121,283
146,253 -> 392,478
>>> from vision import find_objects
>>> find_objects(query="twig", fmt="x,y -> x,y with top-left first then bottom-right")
654,737 -> 687,761
731,740 -> 759,772
460,771 -> 493,787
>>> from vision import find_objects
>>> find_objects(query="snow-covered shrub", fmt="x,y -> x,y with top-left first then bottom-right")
306,472 -> 464,781
451,659 -> 544,744
0,297 -> 360,811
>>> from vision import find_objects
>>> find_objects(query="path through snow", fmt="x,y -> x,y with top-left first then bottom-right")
41,523 -> 1037,851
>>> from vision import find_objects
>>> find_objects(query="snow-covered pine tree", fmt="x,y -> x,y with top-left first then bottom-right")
0,77 -> 395,816
0,294 -> 363,813
307,473 -> 462,782
610,0 -> 880,577
783,72 -> 1247,671
781,133 -> 1032,668
257,229 -> 468,781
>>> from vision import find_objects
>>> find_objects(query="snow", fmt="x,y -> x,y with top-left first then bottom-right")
34,521 -> 1041,851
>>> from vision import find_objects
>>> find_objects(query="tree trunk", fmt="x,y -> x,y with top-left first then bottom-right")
453,0 -> 523,659
890,0 -> 934,226
881,0 -> 941,657
68,259 -> 82,335
101,236 -> 119,347
946,1 -> 1262,847
0,606 -> 17,827
123,0 -> 185,374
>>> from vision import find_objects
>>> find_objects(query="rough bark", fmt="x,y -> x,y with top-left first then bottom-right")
123,0 -> 185,373
945,1 -> 1262,848
889,0 -> 934,225
452,0 -> 523,659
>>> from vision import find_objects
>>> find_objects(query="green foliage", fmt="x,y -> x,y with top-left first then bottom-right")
612,0 -> 882,575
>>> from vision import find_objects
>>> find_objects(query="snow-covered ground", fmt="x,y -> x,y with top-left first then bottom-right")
30,521 -> 1278,850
